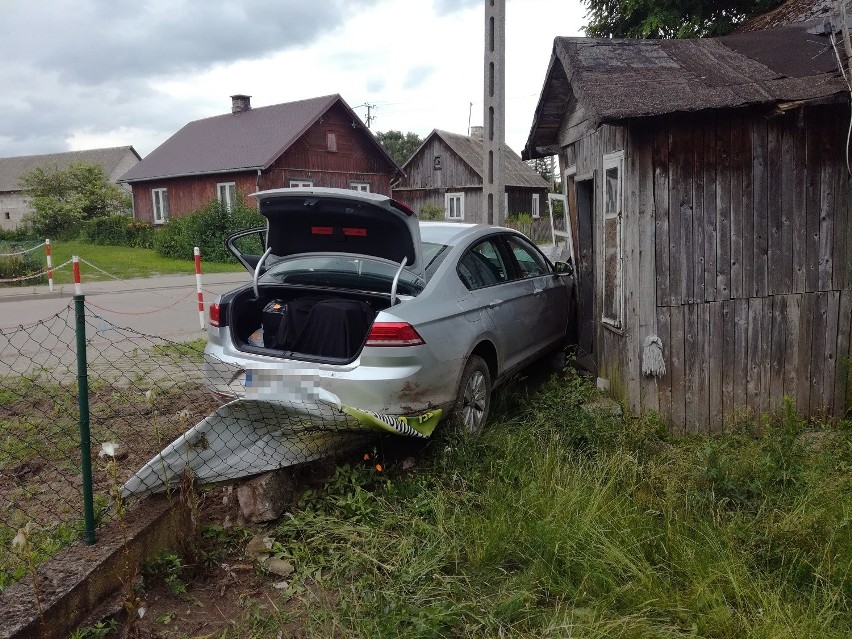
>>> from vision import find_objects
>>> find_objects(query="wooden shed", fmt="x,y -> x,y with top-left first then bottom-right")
393,128 -> 549,223
120,94 -> 402,224
523,20 -> 851,430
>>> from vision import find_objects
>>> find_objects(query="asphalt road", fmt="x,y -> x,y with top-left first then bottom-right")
0,272 -> 251,378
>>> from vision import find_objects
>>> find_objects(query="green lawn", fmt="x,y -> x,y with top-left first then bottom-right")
49,240 -> 243,284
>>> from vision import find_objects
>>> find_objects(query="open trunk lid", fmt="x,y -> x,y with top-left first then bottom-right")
254,187 -> 424,279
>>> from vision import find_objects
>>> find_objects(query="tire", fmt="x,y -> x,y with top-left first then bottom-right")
451,355 -> 492,435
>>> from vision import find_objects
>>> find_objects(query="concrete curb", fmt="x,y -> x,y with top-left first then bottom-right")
0,495 -> 191,639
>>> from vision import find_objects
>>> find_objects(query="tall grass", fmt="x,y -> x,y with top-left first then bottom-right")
227,372 -> 850,638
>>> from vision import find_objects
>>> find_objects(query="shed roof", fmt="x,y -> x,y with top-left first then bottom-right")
404,129 -> 549,189
524,19 -> 848,158
0,146 -> 140,192
120,94 -> 400,183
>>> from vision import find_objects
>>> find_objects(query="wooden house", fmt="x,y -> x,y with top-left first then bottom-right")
523,20 -> 852,430
120,94 -> 402,224
0,146 -> 140,230
392,128 -> 549,223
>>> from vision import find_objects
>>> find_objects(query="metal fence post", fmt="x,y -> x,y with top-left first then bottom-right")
74,294 -> 96,544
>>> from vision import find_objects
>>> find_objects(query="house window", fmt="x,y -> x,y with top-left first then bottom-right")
217,182 -> 236,212
531,193 -> 540,218
350,182 -> 370,192
327,131 -> 337,152
602,151 -> 624,330
3,212 -> 9,220
445,192 -> 464,220
152,188 -> 169,225
289,180 -> 314,188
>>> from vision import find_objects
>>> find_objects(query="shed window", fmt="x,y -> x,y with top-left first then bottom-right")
327,131 -> 337,152
445,192 -> 464,220
289,180 -> 314,188
531,193 -> 540,218
217,182 -> 236,212
350,182 -> 370,192
152,188 -> 169,225
602,151 -> 624,329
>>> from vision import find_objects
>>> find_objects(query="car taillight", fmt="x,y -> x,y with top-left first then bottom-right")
209,303 -> 222,327
365,322 -> 425,347
389,199 -> 414,216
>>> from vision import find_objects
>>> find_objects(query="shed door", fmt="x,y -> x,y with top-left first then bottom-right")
575,177 -> 595,369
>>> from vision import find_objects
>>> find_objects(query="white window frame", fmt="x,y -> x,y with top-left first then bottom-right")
151,188 -> 169,225
601,151 -> 624,331
531,193 -> 540,218
327,131 -> 337,152
445,192 -> 464,221
289,179 -> 314,188
350,182 -> 370,192
217,182 -> 236,212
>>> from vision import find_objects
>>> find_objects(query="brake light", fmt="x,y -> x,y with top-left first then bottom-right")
389,199 -> 414,216
209,303 -> 222,327
365,322 -> 425,347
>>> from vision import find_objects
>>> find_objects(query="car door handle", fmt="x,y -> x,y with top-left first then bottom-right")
488,299 -> 503,308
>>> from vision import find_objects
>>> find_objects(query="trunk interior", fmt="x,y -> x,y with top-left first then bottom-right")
229,286 -> 393,363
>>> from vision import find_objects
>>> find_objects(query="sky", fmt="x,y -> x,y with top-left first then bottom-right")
0,0 -> 586,160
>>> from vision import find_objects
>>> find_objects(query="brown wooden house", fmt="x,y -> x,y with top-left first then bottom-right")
120,94 -> 402,224
392,128 -> 549,223
523,20 -> 852,430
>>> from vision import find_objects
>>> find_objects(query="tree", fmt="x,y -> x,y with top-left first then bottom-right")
582,0 -> 782,39
19,162 -> 131,237
375,130 -> 424,166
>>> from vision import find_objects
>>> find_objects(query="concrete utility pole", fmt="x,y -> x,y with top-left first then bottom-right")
483,0 -> 506,226
357,103 -> 377,128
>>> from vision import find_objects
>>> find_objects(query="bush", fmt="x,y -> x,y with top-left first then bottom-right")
81,215 -> 155,249
0,245 -> 46,287
418,203 -> 445,221
153,198 -> 264,262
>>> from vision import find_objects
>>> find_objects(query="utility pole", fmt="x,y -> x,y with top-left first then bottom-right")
483,0 -> 506,226
356,103 -> 377,128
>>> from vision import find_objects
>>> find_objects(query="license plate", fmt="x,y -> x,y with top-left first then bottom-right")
244,370 -> 253,388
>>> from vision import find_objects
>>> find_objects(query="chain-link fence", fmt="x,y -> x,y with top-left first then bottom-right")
1,293 -> 438,590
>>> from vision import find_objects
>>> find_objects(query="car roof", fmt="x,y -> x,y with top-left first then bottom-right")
419,221 -> 482,245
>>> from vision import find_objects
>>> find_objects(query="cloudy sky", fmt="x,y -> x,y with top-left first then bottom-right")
0,0 -> 585,160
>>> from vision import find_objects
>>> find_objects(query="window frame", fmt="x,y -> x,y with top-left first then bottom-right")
445,192 -> 464,221
289,179 -> 314,188
531,193 -> 540,218
601,150 -> 624,331
350,182 -> 370,192
217,182 -> 236,212
151,188 -> 169,225
327,131 -> 337,152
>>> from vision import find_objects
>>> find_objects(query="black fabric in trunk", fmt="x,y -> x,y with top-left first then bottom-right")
290,299 -> 374,359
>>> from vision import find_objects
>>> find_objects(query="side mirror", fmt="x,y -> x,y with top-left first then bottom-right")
554,258 -> 573,277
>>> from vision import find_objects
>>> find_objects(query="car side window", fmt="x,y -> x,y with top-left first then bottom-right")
504,235 -> 550,279
457,239 -> 509,290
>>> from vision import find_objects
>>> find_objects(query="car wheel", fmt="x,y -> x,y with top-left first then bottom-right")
452,355 -> 492,435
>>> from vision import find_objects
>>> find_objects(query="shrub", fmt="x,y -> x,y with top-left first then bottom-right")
81,215 -> 155,249
418,203 -> 445,221
0,248 -> 46,286
153,197 -> 264,262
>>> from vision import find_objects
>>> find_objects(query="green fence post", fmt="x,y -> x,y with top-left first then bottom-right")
74,294 -> 96,545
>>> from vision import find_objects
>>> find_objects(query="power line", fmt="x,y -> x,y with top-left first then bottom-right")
355,103 -> 377,128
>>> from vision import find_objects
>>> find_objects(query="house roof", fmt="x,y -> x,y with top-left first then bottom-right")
524,19 -> 848,158
737,0 -> 846,32
120,94 -> 400,183
0,146 -> 140,192
403,129 -> 549,189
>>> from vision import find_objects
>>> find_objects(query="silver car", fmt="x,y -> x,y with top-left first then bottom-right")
204,187 -> 574,434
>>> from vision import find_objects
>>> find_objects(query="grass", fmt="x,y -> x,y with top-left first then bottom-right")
48,240 -> 243,284
220,371 -> 851,638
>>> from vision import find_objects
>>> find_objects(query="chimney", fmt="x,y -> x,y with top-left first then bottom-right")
231,94 -> 252,114
470,125 -> 484,141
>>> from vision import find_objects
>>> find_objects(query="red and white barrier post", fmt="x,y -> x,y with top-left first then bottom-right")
194,247 -> 205,329
45,238 -> 54,292
72,255 -> 82,295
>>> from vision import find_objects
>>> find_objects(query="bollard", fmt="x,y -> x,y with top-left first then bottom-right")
72,255 -> 82,295
194,247 -> 205,329
45,238 -> 54,292
74,294 -> 96,545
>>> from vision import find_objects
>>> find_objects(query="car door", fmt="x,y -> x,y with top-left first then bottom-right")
456,236 -> 534,373
500,234 -> 568,361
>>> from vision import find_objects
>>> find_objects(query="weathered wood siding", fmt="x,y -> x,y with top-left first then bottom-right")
562,104 -> 852,429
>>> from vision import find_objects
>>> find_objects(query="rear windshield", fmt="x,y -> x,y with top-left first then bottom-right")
259,255 -> 418,295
